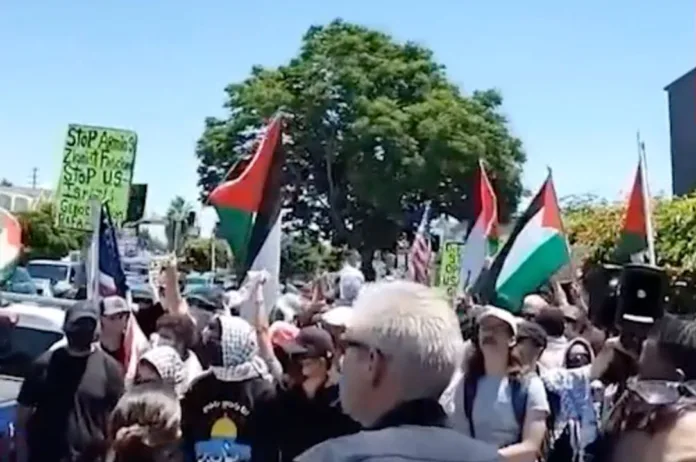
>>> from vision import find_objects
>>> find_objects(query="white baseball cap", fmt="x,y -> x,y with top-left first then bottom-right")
100,295 -> 131,317
478,305 -> 518,337
321,306 -> 354,327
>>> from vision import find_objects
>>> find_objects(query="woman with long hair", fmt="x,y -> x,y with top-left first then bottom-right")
106,382 -> 183,462
450,306 -> 550,462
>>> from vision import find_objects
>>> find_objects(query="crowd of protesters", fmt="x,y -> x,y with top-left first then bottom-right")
8,250 -> 696,462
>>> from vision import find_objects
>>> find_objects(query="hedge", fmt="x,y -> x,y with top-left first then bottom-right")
563,194 -> 696,278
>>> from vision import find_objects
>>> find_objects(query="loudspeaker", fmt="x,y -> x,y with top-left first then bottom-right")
617,264 -> 668,324
586,263 -> 622,331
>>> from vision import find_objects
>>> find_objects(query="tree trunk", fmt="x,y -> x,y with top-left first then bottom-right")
360,247 -> 376,282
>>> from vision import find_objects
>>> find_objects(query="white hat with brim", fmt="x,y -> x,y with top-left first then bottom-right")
321,306 -> 354,327
478,305 -> 518,337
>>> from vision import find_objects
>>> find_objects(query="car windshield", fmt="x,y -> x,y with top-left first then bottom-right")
123,263 -> 148,276
0,269 -> 37,295
0,326 -> 62,379
186,276 -> 208,286
27,263 -> 68,283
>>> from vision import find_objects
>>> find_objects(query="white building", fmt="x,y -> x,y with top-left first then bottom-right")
0,185 -> 52,213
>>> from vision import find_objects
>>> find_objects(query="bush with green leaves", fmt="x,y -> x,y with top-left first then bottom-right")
564,194 -> 696,277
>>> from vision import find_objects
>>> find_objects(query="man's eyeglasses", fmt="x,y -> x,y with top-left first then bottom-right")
339,337 -> 388,359
626,377 -> 696,405
340,338 -> 370,352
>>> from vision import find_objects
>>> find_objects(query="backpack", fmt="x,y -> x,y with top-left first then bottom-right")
463,374 -> 564,461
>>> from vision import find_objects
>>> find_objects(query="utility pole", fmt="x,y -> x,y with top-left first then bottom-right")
31,167 -> 38,189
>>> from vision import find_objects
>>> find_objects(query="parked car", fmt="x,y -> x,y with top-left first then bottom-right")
184,272 -> 215,292
26,260 -> 80,297
0,268 -> 37,296
0,302 -> 65,456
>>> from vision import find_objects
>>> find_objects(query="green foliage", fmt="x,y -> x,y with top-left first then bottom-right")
17,202 -> 85,261
181,238 -> 231,273
280,234 -> 326,281
196,19 -> 525,254
165,196 -> 194,253
564,194 -> 696,274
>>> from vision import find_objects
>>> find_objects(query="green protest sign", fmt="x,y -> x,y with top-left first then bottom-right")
438,241 -> 463,300
54,124 -> 137,230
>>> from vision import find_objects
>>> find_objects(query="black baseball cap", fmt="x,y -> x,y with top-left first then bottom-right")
282,326 -> 334,359
516,320 -> 548,350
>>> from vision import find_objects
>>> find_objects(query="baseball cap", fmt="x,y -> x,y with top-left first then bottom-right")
321,306 -> 354,327
269,321 -> 300,347
282,325 -> 334,358
478,306 -> 518,337
100,295 -> 131,317
64,301 -> 99,331
516,321 -> 548,349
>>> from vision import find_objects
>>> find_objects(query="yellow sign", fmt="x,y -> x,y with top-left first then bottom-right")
439,241 -> 463,300
54,124 -> 137,230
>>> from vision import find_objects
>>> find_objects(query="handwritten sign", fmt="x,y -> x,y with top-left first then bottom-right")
438,241 -> 463,300
54,124 -> 137,230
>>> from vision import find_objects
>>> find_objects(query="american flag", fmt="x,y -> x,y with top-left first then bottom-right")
95,203 -> 129,297
408,201 -> 433,285
88,202 -> 149,382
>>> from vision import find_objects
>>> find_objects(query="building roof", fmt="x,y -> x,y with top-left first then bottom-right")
0,185 -> 52,199
665,68 -> 696,92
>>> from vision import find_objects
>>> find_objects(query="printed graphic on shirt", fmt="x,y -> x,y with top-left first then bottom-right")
194,400 -> 251,461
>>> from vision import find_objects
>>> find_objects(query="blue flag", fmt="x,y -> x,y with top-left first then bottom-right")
98,203 -> 128,297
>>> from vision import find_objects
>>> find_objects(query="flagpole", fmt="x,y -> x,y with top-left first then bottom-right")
87,198 -> 101,301
638,131 -> 657,265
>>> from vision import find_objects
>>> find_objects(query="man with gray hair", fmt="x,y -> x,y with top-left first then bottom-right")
336,249 -> 365,306
296,281 -> 501,462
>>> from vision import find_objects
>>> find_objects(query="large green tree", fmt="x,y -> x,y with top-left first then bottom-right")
196,20 -> 525,276
17,202 -> 85,261
181,237 -> 231,273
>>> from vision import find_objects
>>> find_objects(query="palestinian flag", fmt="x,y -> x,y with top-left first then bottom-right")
480,172 -> 570,312
0,207 -> 22,283
459,159 -> 498,291
614,159 -> 653,263
209,115 -> 284,310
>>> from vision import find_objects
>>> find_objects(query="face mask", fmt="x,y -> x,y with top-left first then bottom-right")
203,337 -> 223,367
65,329 -> 93,352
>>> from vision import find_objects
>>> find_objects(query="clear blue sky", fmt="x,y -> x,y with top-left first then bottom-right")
1,0 -> 693,237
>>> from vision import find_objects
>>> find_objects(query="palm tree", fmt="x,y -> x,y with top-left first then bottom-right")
165,196 -> 194,254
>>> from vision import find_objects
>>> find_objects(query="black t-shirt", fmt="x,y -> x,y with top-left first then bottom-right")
17,347 -> 125,462
181,371 -> 276,462
263,383 -> 361,462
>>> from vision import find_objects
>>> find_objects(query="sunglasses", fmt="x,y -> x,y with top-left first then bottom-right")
626,377 -> 696,405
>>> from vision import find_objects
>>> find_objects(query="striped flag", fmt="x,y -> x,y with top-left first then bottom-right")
94,203 -> 129,297
613,155 -> 655,264
88,202 -> 149,382
408,201 -> 433,285
459,159 -> 498,292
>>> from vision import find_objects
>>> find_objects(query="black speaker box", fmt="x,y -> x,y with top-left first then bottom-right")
586,263 -> 623,331
616,263 -> 668,324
